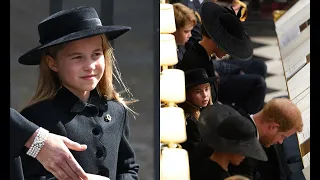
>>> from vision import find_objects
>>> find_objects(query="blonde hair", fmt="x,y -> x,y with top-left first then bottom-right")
25,34 -> 137,116
225,175 -> 250,180
173,3 -> 197,30
260,98 -> 303,132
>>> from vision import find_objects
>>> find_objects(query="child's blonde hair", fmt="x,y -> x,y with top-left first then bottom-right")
225,175 -> 250,180
173,3 -> 197,30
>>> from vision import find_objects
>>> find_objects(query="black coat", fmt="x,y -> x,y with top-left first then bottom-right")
10,108 -> 39,180
228,105 -> 292,180
177,42 -> 216,78
179,102 -> 213,180
19,87 -> 139,180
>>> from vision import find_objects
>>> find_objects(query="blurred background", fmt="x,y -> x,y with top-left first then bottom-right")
10,0 -> 156,180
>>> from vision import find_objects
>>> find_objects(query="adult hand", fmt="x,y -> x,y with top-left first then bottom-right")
86,173 -> 110,180
36,133 -> 89,180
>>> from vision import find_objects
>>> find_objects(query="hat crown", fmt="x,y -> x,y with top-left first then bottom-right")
185,68 -> 210,85
218,13 -> 246,40
217,115 -> 256,141
38,6 -> 102,44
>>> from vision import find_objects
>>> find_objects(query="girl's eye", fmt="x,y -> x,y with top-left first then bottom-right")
94,53 -> 102,56
72,56 -> 82,60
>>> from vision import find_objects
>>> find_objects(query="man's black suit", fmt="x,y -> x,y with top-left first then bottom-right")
10,108 -> 39,180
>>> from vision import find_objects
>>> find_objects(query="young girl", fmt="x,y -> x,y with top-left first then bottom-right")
178,68 -> 217,180
196,103 -> 267,180
18,6 -> 139,180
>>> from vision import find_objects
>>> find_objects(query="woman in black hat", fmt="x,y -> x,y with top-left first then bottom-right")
177,1 -> 267,115
17,6 -> 139,180
195,103 -> 268,180
178,68 -> 218,179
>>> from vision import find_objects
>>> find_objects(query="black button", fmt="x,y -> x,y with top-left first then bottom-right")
96,148 -> 104,158
92,127 -> 101,135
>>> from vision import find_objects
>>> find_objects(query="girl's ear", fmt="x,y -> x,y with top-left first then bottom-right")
46,55 -> 58,72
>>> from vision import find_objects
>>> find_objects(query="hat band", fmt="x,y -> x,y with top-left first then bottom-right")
39,18 -> 102,44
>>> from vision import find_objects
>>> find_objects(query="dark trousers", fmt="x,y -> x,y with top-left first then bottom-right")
218,74 -> 266,114
217,58 -> 267,114
220,58 -> 268,78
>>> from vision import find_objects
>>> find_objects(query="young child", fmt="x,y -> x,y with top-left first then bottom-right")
172,3 -> 197,46
18,6 -> 139,180
177,2 -> 267,115
196,103 -> 268,180
172,3 -> 198,64
178,68 -> 218,180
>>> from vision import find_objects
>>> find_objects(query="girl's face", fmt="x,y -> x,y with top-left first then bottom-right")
47,35 -> 105,99
186,83 -> 211,107
173,23 -> 194,46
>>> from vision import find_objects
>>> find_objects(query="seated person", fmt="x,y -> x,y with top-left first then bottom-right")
195,103 -> 268,180
172,3 -> 198,63
178,68 -> 218,177
228,98 -> 303,180
177,2 -> 266,114
170,0 -> 203,48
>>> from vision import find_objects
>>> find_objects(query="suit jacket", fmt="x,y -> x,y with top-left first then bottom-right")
19,87 -> 139,180
10,108 -> 39,180
228,105 -> 292,180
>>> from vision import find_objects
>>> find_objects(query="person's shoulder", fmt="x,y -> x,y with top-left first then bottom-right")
183,43 -> 199,57
20,99 -> 57,126
180,43 -> 199,68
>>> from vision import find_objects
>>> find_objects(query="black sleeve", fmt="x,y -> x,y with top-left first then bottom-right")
10,108 -> 39,159
212,60 -> 242,76
116,109 -> 140,180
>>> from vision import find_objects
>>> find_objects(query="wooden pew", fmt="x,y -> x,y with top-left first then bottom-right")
273,0 -> 310,177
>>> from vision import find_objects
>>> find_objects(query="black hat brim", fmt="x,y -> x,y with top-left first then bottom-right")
18,25 -> 131,65
203,134 -> 268,161
185,77 -> 216,89
201,2 -> 253,60
198,103 -> 268,161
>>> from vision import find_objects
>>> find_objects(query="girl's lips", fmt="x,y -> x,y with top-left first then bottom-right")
81,75 -> 96,79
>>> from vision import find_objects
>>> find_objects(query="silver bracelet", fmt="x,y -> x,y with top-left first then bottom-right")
26,127 -> 49,158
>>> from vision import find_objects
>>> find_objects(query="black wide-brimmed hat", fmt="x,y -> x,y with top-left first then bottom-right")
185,68 -> 216,89
18,6 -> 131,65
200,2 -> 253,60
198,102 -> 268,161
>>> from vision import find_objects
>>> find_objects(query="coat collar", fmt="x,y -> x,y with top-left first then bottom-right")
53,86 -> 108,114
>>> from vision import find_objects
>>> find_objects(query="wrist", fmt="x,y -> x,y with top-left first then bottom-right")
25,128 -> 40,149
